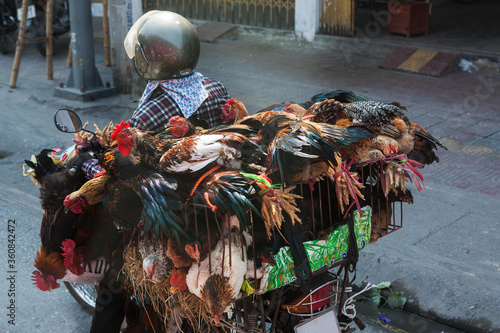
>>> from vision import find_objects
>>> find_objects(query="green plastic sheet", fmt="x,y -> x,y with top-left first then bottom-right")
264,207 -> 372,292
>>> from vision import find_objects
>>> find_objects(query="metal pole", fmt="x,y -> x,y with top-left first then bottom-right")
54,0 -> 115,101
108,0 -> 143,94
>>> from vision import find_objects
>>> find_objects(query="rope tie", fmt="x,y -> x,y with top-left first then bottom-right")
341,283 -> 377,320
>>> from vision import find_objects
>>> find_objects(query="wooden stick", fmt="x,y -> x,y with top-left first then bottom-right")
67,40 -> 73,68
46,0 -> 54,79
9,0 -> 29,88
102,0 -> 111,66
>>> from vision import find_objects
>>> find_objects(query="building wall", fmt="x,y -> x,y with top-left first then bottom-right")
295,0 -> 322,42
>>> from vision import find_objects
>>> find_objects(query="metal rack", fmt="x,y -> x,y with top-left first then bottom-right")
178,172 -> 407,332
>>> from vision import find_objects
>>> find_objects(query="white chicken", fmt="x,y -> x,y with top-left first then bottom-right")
186,231 -> 251,325
142,251 -> 169,283
138,232 -> 169,283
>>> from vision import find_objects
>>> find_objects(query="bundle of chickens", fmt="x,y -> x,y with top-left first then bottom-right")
25,89 -> 446,330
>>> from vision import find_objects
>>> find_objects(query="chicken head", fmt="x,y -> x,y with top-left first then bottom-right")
32,270 -> 60,291
111,121 -> 135,156
169,116 -> 190,138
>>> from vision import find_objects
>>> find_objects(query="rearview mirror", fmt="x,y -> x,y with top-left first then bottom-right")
54,109 -> 85,133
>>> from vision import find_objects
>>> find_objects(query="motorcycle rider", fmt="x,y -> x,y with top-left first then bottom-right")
125,10 -> 230,131
83,10 -> 231,179
89,11 -> 231,332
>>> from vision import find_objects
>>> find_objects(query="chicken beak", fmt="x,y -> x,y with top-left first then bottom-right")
213,314 -> 220,326
64,205 -> 71,214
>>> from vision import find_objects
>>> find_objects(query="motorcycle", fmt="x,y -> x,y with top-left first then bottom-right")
0,0 -> 22,54
0,0 -> 69,55
25,0 -> 70,56
51,109 -> 364,333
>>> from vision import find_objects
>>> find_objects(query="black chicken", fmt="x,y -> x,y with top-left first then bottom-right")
26,149 -> 120,291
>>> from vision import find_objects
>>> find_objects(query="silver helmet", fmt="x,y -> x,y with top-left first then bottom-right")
124,11 -> 200,80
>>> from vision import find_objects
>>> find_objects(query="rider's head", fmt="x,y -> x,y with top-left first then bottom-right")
124,11 -> 200,80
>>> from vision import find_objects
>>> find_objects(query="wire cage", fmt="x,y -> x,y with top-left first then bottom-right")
120,156 -> 411,332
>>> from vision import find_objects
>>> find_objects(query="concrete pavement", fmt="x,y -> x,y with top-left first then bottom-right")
0,15 -> 499,333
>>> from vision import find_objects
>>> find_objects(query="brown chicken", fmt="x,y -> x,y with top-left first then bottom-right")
220,98 -> 250,124
282,102 -> 308,117
32,246 -> 65,291
111,121 -> 266,177
63,173 -> 111,213
156,115 -> 200,139
254,100 -> 307,118
304,98 -> 446,165
165,208 -> 222,269
167,240 -> 199,269
303,98 -> 346,124
408,121 -> 447,165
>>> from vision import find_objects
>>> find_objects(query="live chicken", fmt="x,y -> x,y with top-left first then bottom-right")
111,121 -> 266,176
305,97 -> 446,165
221,98 -> 250,124
26,149 -> 96,291
186,231 -> 250,325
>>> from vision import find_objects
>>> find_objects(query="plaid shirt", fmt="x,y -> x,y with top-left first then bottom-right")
81,158 -> 104,179
127,77 -> 230,131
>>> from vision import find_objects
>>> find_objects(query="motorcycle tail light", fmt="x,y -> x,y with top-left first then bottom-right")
283,283 -> 334,315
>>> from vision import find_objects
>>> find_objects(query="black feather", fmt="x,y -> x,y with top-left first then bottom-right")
281,214 -> 312,293
415,131 -> 447,150
344,101 -> 408,128
303,89 -> 369,109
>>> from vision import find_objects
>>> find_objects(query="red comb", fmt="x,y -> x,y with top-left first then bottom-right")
111,121 -> 130,140
61,239 -> 76,269
170,269 -> 187,290
32,271 -> 48,291
32,271 -> 60,291
169,115 -> 181,124
61,239 -> 84,275
31,271 -> 45,291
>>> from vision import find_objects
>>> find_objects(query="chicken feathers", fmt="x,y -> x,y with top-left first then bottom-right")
186,232 -> 250,324
159,133 -> 265,175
